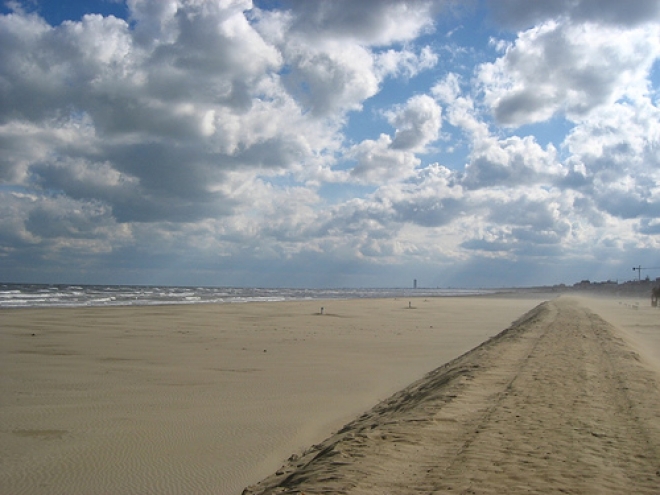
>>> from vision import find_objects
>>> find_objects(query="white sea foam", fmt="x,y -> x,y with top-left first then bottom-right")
0,284 -> 496,309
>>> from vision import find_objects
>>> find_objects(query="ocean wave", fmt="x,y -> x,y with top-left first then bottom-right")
0,284 -> 495,309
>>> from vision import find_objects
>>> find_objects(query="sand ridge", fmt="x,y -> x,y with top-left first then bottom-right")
244,297 -> 660,494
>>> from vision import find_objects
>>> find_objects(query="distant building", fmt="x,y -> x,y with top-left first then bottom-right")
414,279 -> 417,289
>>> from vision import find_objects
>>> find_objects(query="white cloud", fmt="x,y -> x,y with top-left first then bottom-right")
346,94 -> 442,183
0,1 -> 346,225
564,99 -> 660,175
433,75 -> 491,143
0,190 -> 132,258
462,135 -> 562,190
280,40 -> 380,116
2,0 -> 660,287
349,134 -> 420,184
277,0 -> 442,45
562,97 -> 660,220
479,21 -> 660,126
432,76 -> 564,190
375,45 -> 438,79
387,94 -> 442,151
254,1 -> 443,117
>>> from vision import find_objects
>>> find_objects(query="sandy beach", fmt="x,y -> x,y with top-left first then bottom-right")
2,294 -> 659,494
1,295 -> 544,495
246,296 -> 660,494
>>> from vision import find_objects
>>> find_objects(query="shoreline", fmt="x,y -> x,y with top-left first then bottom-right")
0,284 -> 506,310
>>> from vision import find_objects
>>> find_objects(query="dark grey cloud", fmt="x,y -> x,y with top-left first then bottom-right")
559,165 -> 591,189
487,0 -> 660,29
392,196 -> 465,227
571,197 -> 605,227
461,230 -> 565,257
274,0 -> 444,44
637,218 -> 660,236
26,142 -> 238,223
487,197 -> 562,230
25,202 -> 112,239
460,237 -> 510,253
491,90 -> 554,128
314,200 -> 398,239
593,190 -> 660,220
510,227 -> 564,246
0,14 -> 78,123
0,194 -> 38,250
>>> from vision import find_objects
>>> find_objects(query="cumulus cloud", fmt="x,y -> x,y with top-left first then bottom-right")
2,0 -> 448,281
381,164 -> 467,228
433,75 -> 564,190
387,94 -> 442,151
462,135 -> 562,190
256,2 -> 442,117
280,41 -> 381,116
274,0 -> 442,45
0,1 -> 339,225
487,0 -> 660,29
375,46 -> 438,79
561,98 -> 660,221
458,189 -> 573,260
638,218 -> 660,236
346,94 -> 442,183
0,191 -> 131,259
1,0 -> 660,287
433,74 -> 490,142
349,134 -> 420,183
479,21 -> 660,126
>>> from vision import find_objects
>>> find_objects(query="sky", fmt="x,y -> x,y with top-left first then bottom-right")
1,0 -> 660,288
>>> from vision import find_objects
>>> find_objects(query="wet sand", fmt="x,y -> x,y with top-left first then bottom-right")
0,296 -> 544,495
246,296 -> 660,494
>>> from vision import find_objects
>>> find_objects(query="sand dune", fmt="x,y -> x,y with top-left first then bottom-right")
245,297 -> 660,494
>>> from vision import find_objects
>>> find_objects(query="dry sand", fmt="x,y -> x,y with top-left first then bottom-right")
245,296 -> 660,494
4,295 -> 658,495
0,296 -> 544,495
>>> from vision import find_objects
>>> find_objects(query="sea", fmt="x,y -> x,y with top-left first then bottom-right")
0,283 -> 495,309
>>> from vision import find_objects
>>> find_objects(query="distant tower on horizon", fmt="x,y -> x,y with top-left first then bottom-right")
414,279 -> 417,289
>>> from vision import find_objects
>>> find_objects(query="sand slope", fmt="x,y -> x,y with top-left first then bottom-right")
244,297 -> 660,494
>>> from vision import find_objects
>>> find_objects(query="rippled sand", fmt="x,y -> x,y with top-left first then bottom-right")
0,296 -> 546,495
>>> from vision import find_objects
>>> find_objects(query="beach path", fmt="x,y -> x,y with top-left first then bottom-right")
245,297 -> 660,494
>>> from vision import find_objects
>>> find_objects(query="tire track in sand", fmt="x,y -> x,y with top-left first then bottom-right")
244,297 -> 660,494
